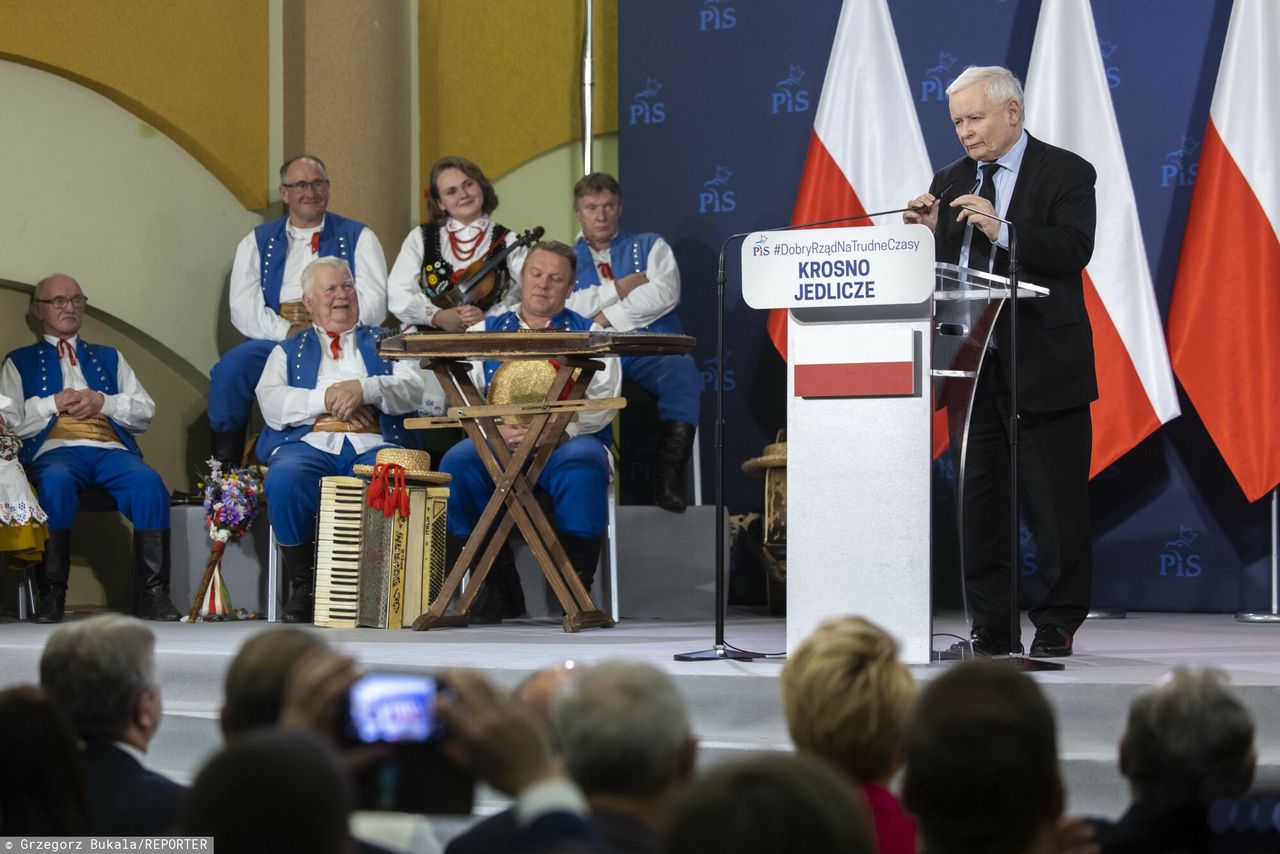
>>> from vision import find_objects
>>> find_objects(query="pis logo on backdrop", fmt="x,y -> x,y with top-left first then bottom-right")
1159,525 -> 1203,578
1099,37 -> 1121,89
628,77 -> 666,126
771,65 -> 810,114
1162,135 -> 1200,188
698,0 -> 736,31
919,51 -> 960,102
698,164 -> 736,214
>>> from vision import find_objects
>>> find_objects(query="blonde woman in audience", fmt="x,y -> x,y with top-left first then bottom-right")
780,615 -> 917,854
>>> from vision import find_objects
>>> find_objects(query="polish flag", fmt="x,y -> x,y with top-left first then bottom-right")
1024,0 -> 1181,476
766,0 -> 932,358
1168,0 -> 1280,502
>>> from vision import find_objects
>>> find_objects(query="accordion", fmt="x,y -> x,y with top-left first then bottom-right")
314,476 -> 449,629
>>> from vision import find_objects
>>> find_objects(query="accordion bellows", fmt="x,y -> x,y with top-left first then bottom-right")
314,476 -> 449,629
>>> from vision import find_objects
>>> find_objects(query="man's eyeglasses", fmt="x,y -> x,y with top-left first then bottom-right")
33,296 -> 89,310
282,179 -> 330,193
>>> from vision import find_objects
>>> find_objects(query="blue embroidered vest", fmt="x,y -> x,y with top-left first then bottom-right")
255,325 -> 421,461
573,229 -> 682,334
481,310 -> 612,445
6,339 -> 142,466
253,213 -> 367,312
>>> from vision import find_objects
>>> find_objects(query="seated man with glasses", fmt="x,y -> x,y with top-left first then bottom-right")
0,274 -> 181,622
207,155 -> 389,468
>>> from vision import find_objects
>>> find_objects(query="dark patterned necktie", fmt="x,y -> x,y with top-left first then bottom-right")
967,162 -> 1001,273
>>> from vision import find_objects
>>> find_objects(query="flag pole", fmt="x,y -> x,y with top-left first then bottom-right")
1236,487 -> 1280,623
581,0 -> 595,176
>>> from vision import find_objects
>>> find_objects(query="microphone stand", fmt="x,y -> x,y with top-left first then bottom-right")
676,208 -> 912,662
958,206 -> 1064,673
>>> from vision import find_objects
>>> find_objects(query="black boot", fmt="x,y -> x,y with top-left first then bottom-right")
135,530 -> 182,621
210,428 -> 246,469
280,541 -> 316,624
654,420 -> 696,513
34,529 -> 71,623
468,540 -> 525,625
560,533 -> 603,596
491,541 -> 526,619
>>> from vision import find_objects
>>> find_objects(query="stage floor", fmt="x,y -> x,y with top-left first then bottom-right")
2,609 -> 1278,822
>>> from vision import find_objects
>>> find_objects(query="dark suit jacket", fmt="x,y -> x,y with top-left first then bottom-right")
82,739 -> 185,837
930,132 -> 1099,412
447,806 -> 652,854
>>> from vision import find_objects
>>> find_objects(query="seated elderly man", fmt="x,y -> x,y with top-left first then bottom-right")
439,239 -> 620,624
255,256 -> 425,623
0,274 -> 180,623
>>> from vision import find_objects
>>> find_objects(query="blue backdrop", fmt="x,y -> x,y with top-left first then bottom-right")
617,0 -> 1271,613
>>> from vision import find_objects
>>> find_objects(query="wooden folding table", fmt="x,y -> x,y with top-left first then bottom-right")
379,330 -> 695,632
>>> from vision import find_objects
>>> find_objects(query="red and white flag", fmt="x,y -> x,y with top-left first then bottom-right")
1024,0 -> 1181,476
767,0 -> 932,358
1168,0 -> 1280,502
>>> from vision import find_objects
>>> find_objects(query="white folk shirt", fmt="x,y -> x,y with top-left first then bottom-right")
387,217 -> 526,328
254,326 -> 426,456
565,233 -> 681,332
462,314 -> 621,439
0,335 -> 155,459
229,216 -> 389,341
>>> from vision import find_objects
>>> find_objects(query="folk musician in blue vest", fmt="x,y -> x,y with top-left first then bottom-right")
255,256 -> 424,623
0,274 -> 181,623
439,240 -> 621,624
568,173 -> 701,512
208,155 -> 388,468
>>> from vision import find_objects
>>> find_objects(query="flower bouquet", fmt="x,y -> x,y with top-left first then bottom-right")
187,458 -> 266,621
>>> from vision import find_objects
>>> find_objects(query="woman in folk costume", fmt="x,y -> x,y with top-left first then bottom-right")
387,155 -> 527,335
0,396 -> 48,565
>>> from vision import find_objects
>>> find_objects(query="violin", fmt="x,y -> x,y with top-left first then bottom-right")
429,226 -> 545,311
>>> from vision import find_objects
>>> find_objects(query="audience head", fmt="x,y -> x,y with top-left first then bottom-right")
39,614 -> 162,750
221,627 -> 330,738
515,660 -> 581,727
781,615 -> 915,785
426,155 -> 498,226
519,241 -> 578,325
662,753 -> 872,854
301,257 -> 359,333
573,172 -> 624,250
1119,667 -> 1256,804
182,727 -> 354,854
551,660 -> 695,801
0,685 -> 89,836
902,662 -> 1062,854
278,155 -> 330,228
31,274 -> 88,339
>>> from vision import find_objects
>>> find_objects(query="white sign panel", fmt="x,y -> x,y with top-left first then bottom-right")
741,224 -> 934,310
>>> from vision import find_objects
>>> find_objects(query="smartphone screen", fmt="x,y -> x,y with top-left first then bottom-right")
347,672 -> 442,744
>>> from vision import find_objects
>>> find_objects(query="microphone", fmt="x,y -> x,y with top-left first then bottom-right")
958,206 -> 1012,226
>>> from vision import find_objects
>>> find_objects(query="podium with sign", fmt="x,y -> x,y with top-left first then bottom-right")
741,224 -> 1046,663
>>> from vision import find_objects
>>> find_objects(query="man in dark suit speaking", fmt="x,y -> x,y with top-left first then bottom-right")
905,65 -> 1097,658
